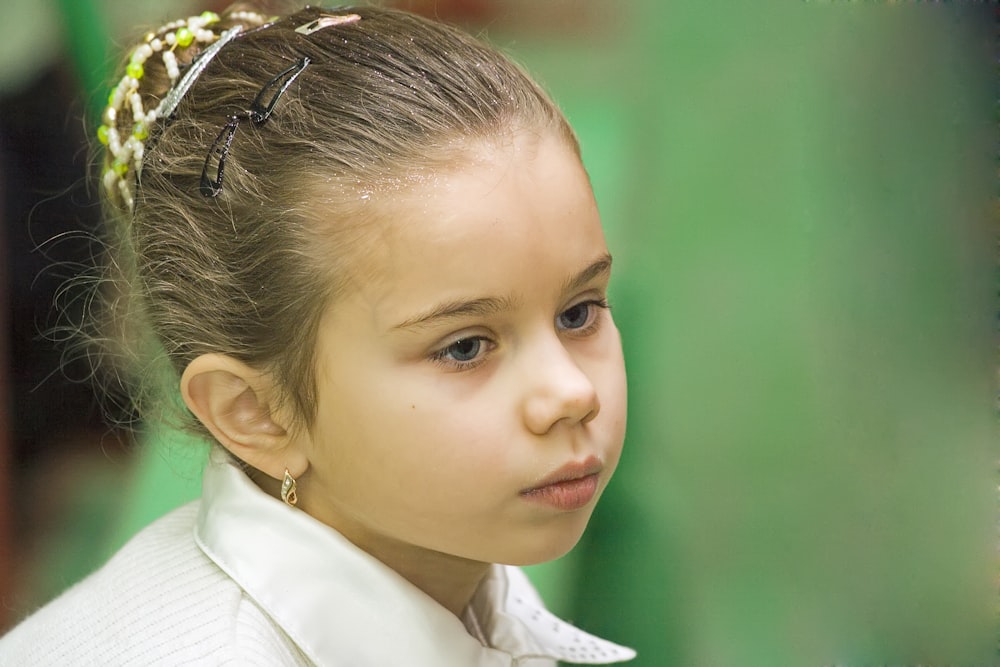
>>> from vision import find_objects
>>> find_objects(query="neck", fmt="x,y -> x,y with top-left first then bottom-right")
252,471 -> 493,617
364,541 -> 491,616
292,494 -> 491,617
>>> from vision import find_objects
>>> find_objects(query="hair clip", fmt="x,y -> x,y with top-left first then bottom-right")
248,56 -> 311,123
294,14 -> 361,35
200,57 -> 311,197
200,115 -> 241,197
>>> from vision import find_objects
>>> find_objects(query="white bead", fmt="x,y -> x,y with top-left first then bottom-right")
102,169 -> 117,192
117,179 -> 133,210
162,51 -> 179,81
134,43 -> 153,61
232,11 -> 263,22
165,32 -> 176,46
150,38 -> 162,52
131,141 -> 144,169
129,92 -> 144,122
107,129 -> 121,154
103,106 -> 116,124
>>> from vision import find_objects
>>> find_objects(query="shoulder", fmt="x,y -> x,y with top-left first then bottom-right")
0,503 -> 306,665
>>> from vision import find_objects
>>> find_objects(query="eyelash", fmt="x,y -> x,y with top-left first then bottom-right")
557,298 -> 610,337
428,298 -> 611,371
429,336 -> 494,371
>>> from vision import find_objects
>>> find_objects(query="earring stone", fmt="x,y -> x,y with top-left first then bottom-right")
280,469 -> 298,506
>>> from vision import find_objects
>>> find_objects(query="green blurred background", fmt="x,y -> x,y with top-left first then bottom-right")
2,1 -> 995,665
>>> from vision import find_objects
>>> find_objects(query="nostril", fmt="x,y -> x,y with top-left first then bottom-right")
524,387 -> 599,436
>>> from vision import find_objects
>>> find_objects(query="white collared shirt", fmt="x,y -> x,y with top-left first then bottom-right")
197,449 -> 635,665
0,449 -> 635,665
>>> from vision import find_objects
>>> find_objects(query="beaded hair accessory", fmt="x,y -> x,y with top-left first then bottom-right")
97,11 -> 268,211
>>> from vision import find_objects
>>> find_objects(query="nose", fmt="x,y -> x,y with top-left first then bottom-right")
521,336 -> 601,436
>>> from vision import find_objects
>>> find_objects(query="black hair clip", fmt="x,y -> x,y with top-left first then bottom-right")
248,56 -> 310,123
200,56 -> 311,197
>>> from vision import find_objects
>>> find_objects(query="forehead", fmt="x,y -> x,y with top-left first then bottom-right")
377,132 -> 592,246
339,132 -> 606,322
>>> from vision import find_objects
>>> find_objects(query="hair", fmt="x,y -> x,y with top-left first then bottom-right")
92,4 -> 577,438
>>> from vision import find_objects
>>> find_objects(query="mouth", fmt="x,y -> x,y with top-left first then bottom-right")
519,457 -> 603,512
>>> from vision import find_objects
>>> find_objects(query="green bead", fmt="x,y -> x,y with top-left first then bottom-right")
107,88 -> 116,105
201,11 -> 220,24
133,122 -> 148,140
97,125 -> 110,145
126,61 -> 144,80
176,27 -> 194,48
113,160 -> 128,176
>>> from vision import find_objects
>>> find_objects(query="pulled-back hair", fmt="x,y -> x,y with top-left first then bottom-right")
92,5 -> 576,436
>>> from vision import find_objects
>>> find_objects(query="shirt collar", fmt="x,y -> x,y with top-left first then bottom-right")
194,449 -> 635,666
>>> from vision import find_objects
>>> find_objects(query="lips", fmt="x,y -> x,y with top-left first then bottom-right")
520,457 -> 603,511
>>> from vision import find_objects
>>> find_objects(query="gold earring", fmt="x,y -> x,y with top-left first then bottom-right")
280,469 -> 298,507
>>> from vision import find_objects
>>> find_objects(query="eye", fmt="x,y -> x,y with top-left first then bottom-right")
444,338 -> 481,362
557,299 -> 609,334
429,336 -> 493,370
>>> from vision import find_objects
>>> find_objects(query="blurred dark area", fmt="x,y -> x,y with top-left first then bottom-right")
0,59 -> 134,631
3,67 -> 103,468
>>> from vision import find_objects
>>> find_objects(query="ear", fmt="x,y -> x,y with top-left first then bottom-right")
180,354 -> 308,481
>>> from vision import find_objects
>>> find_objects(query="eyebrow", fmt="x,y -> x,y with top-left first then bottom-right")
392,295 -> 519,331
563,252 -> 613,294
392,253 -> 613,332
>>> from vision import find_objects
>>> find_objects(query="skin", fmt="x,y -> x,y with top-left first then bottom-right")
186,130 -> 627,618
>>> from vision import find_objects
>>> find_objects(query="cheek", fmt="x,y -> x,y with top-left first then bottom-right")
351,383 -> 511,476
400,398 -> 510,464
393,393 -> 531,505
596,334 -> 629,445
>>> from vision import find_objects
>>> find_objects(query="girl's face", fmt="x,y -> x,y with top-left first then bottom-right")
296,131 -> 627,568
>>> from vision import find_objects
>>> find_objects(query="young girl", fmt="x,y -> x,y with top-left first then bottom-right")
0,5 -> 635,664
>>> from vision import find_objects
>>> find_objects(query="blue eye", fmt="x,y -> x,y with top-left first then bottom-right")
559,303 -> 591,330
444,338 -> 481,362
557,299 -> 608,332
430,336 -> 492,369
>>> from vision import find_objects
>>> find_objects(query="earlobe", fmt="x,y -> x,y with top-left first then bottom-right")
180,354 -> 307,480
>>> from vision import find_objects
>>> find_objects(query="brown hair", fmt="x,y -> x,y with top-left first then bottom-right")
94,4 -> 576,436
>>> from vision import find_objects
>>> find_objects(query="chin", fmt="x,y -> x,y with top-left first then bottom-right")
501,541 -> 585,567
495,516 -> 593,567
